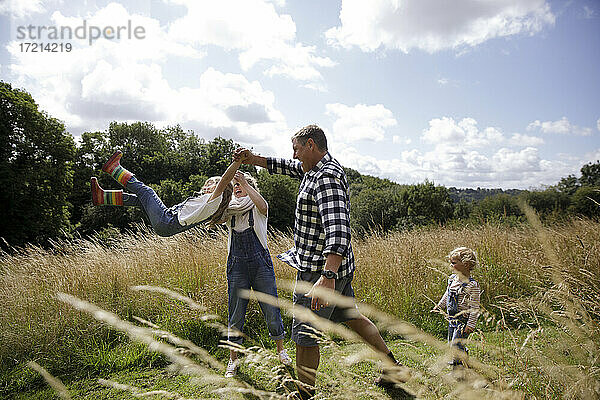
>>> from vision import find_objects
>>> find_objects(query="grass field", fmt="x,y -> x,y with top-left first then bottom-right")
1,213 -> 599,399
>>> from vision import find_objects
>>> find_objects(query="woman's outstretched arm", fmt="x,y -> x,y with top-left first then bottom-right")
209,160 -> 242,201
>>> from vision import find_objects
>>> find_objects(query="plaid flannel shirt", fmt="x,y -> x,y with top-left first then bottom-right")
267,152 -> 355,278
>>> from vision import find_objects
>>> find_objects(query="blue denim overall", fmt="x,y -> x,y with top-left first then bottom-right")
446,276 -> 473,364
227,208 -> 285,344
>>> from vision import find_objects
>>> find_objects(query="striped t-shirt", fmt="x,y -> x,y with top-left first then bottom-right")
436,274 -> 481,330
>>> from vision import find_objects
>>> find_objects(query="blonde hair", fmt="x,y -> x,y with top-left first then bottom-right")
208,181 -> 233,227
196,176 -> 221,196
205,176 -> 220,186
448,247 -> 478,270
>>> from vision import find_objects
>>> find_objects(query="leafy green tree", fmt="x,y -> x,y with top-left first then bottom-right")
198,137 -> 239,178
344,167 -> 363,187
522,188 -> 570,216
349,181 -> 454,232
350,187 -> 404,232
580,161 -> 600,187
471,193 -> 524,224
556,174 -> 580,195
70,131 -> 109,227
569,186 -> 600,218
0,82 -> 76,246
453,199 -> 473,220
347,169 -> 399,198
398,181 -> 454,227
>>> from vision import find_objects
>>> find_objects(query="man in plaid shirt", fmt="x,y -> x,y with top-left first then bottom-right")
234,125 -> 404,399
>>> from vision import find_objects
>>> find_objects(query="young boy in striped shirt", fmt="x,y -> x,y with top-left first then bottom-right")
433,247 -> 481,367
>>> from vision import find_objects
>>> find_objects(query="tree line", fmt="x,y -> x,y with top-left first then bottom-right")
1,81 -> 599,248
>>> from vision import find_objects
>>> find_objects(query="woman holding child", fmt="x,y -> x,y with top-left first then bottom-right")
90,151 -> 290,377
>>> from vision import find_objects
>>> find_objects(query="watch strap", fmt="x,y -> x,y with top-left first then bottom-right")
320,269 -> 338,279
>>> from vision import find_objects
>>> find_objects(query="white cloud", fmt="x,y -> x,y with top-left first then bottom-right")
492,147 -> 541,173
166,0 -> 335,84
422,117 -> 504,149
326,103 -> 397,142
6,3 -> 200,131
583,6 -> 595,19
333,140 -> 579,189
509,133 -> 544,146
329,116 -> 585,188
266,0 -> 286,7
326,0 -> 555,53
586,148 -> 600,163
5,3 -> 289,156
165,68 -> 286,135
527,116 -> 593,136
0,0 -> 44,19
597,118 -> 600,131
392,135 -> 411,145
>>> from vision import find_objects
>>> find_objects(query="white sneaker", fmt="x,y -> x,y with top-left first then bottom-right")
225,358 -> 238,378
278,349 -> 293,366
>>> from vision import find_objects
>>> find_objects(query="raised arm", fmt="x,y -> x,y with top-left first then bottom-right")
234,171 -> 268,216
234,147 -> 304,179
209,160 -> 242,201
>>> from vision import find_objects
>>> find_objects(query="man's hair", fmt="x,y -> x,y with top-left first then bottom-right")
448,247 -> 478,270
292,124 -> 328,151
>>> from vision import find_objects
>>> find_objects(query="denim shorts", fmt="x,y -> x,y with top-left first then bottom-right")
291,270 -> 360,347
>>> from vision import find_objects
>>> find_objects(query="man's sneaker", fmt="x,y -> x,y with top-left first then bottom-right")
278,349 -> 293,366
224,358 -> 238,378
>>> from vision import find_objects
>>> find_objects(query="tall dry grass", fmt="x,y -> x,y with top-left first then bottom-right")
1,218 -> 599,398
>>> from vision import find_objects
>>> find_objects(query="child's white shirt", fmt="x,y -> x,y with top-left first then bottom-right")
177,193 -> 223,226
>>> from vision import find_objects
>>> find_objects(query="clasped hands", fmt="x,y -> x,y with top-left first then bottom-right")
233,147 -> 252,163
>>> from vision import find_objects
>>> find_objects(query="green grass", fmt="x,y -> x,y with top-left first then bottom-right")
3,322 -> 597,399
11,368 -> 202,399
1,218 -> 599,399
9,329 -> 576,399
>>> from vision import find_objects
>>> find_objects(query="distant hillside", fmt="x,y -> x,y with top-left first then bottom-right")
448,187 -> 525,203
344,167 -> 525,203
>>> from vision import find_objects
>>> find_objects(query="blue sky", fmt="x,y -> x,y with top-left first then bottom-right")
1,0 -> 598,189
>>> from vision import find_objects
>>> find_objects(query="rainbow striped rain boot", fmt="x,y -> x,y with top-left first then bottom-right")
102,150 -> 133,187
91,177 -> 123,206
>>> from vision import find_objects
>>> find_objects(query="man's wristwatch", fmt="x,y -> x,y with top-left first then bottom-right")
320,269 -> 338,280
